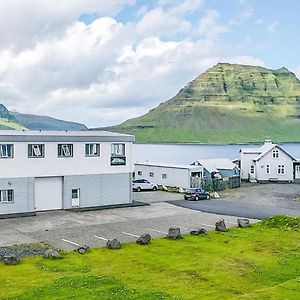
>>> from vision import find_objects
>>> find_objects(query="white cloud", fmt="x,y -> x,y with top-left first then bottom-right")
292,67 -> 300,80
267,21 -> 278,33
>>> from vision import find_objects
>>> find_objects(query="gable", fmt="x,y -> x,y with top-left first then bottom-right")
255,145 -> 295,162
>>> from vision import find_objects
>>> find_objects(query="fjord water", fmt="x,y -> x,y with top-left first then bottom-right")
133,143 -> 300,164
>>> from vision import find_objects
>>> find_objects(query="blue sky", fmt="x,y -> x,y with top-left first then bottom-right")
0,0 -> 299,127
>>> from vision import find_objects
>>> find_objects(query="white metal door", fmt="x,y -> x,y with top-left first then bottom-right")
71,188 -> 80,207
296,166 -> 300,179
35,177 -> 63,211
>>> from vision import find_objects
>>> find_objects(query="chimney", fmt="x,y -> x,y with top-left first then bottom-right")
264,139 -> 272,145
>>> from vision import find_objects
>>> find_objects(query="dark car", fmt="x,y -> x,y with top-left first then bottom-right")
184,188 -> 210,200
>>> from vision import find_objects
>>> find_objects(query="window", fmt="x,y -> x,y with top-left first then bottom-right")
111,143 -> 125,156
250,166 -> 255,174
137,171 -> 142,176
0,144 -> 13,158
85,143 -> 100,157
277,165 -> 285,174
149,172 -> 154,177
28,144 -> 45,158
58,144 -> 73,157
0,190 -> 14,203
272,149 -> 279,158
266,165 -> 270,174
111,157 -> 126,166
72,189 -> 79,199
162,173 -> 167,179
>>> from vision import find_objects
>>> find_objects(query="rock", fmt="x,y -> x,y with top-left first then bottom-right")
167,227 -> 181,239
43,248 -> 62,259
162,185 -> 168,191
106,239 -> 121,250
215,219 -> 228,232
190,228 -> 207,236
77,245 -> 90,254
238,218 -> 251,228
178,187 -> 185,193
136,233 -> 151,245
3,255 -> 20,265
213,192 -> 220,199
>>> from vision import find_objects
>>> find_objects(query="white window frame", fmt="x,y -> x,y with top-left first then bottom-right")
137,171 -> 142,176
85,143 -> 100,157
149,172 -> 154,177
0,190 -> 14,203
0,144 -> 14,158
272,149 -> 279,158
266,165 -> 270,174
28,144 -> 45,158
162,173 -> 167,179
111,143 -> 125,156
277,165 -> 285,175
58,144 -> 73,157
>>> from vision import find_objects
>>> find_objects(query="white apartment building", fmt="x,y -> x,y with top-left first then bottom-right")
0,130 -> 134,217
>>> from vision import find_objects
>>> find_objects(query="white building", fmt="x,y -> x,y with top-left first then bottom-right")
240,140 -> 296,182
134,162 -> 203,188
0,130 -> 134,217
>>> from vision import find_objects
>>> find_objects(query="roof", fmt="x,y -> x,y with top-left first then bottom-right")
241,141 -> 295,161
0,130 -> 135,142
135,161 -> 203,171
192,158 -> 237,173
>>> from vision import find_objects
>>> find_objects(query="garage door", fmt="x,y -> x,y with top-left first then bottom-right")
35,177 -> 63,211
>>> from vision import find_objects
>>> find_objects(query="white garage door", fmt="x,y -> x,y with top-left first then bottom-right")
35,177 -> 63,211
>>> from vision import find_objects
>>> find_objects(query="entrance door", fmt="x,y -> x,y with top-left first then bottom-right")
296,166 -> 300,179
249,165 -> 256,180
71,188 -> 80,207
35,177 -> 63,211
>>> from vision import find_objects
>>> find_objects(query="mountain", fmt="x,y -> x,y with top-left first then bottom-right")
101,63 -> 300,143
0,103 -> 87,131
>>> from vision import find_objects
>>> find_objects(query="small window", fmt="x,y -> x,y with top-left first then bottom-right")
72,189 -> 79,199
110,157 -> 126,166
0,144 -> 14,158
149,172 -> 154,177
137,171 -> 142,176
250,166 -> 255,174
162,173 -> 167,179
28,144 -> 45,158
0,190 -> 14,203
277,165 -> 285,174
266,165 -> 270,174
85,143 -> 100,157
58,144 -> 73,157
111,143 -> 125,156
272,149 -> 279,158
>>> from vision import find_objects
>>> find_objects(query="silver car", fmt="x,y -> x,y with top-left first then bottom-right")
132,179 -> 158,192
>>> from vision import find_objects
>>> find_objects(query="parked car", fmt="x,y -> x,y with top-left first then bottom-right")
132,179 -> 158,192
184,188 -> 210,200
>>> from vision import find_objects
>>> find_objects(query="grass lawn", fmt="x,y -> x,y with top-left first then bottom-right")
1,216 -> 300,299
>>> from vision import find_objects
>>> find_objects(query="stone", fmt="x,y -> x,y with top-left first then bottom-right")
178,187 -> 185,193
190,228 -> 207,236
106,239 -> 121,250
215,219 -> 228,232
77,245 -> 90,254
237,218 -> 251,228
43,248 -> 62,259
3,255 -> 20,265
136,233 -> 151,245
167,227 -> 181,239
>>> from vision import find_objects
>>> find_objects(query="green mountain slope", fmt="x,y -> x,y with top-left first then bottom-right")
102,63 -> 300,143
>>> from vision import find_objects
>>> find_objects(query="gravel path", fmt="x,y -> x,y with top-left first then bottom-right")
0,243 -> 50,259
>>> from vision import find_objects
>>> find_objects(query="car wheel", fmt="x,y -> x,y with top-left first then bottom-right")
195,195 -> 199,201
153,186 -> 157,191
136,186 -> 141,192
206,195 -> 210,200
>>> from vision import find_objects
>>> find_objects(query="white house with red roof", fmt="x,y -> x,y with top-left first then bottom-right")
240,140 -> 296,183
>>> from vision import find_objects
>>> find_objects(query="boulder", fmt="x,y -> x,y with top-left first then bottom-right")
3,255 -> 20,265
237,218 -> 251,228
215,219 -> 228,232
106,239 -> 121,250
190,228 -> 207,236
136,233 -> 151,245
77,245 -> 90,254
167,227 -> 181,239
43,248 -> 62,259
162,185 -> 168,191
178,187 -> 185,193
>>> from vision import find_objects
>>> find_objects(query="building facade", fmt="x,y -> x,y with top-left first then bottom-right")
240,140 -> 295,182
0,130 -> 134,217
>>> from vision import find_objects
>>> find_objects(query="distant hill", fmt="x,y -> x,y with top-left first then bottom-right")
101,63 -> 300,143
0,103 -> 87,131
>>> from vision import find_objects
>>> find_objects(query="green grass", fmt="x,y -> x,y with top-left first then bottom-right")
0,118 -> 27,130
2,216 -> 300,299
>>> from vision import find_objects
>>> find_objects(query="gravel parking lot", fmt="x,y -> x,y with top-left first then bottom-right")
220,182 -> 300,210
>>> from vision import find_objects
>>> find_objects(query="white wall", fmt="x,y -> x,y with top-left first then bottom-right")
256,149 -> 294,181
0,141 -> 133,178
135,165 -> 203,188
240,152 -> 258,180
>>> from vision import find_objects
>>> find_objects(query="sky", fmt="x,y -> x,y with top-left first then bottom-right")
0,0 -> 299,127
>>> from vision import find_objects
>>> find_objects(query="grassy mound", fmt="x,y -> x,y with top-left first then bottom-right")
261,215 -> 300,231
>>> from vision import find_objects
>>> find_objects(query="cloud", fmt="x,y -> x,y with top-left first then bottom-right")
267,21 -> 278,33
292,67 -> 300,80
